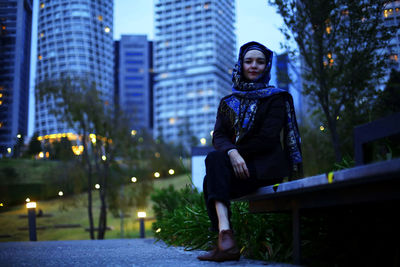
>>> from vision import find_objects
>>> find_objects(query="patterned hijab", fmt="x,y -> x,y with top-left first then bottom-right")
223,41 -> 303,179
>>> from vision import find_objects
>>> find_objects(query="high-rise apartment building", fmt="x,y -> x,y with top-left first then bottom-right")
35,0 -> 113,138
383,2 -> 400,71
115,35 -> 153,132
0,0 -> 33,154
153,0 -> 236,146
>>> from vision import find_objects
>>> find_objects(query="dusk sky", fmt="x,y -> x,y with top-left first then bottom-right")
28,0 -> 286,136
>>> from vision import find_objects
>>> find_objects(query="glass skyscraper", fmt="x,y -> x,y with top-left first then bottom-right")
34,0 -> 113,139
115,35 -> 153,133
0,0 -> 33,155
153,0 -> 236,147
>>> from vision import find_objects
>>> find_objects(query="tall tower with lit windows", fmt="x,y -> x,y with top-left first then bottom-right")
115,35 -> 153,133
0,0 -> 33,155
153,0 -> 236,148
383,2 -> 400,71
34,0 -> 114,139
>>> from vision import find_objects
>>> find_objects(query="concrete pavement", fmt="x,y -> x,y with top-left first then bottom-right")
0,238 -> 300,267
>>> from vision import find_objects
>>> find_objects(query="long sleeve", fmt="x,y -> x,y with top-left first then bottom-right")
236,94 -> 286,158
212,100 -> 237,153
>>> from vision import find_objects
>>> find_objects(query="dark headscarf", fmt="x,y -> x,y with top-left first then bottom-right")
232,41 -> 273,91
223,41 -> 303,179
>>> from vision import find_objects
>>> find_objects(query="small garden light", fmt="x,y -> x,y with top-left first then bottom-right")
168,169 -> 175,175
95,184 -> 100,189
131,177 -> 137,183
26,198 -> 30,202
138,211 -> 146,238
154,172 -> 160,178
26,202 -> 37,241
58,191 -> 63,197
200,138 -> 206,145
138,211 -> 146,218
26,202 -> 36,209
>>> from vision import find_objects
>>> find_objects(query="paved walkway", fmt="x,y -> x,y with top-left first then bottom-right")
0,238 -> 300,267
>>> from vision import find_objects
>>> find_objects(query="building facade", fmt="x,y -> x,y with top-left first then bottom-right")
383,2 -> 400,71
153,0 -> 236,146
34,0 -> 113,138
0,0 -> 33,155
115,35 -> 153,132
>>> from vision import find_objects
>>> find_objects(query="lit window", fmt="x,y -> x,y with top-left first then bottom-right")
0,93 -> 3,98
0,101 -> 2,105
326,26 -> 331,34
104,26 -> 110,33
38,55 -> 42,60
0,122 -> 3,128
97,15 -> 103,21
204,3 -> 209,9
390,54 -> 398,61
40,3 -> 45,8
169,117 -> 175,124
40,32 -> 44,38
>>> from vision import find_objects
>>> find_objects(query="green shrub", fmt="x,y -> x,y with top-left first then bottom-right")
151,185 -> 293,262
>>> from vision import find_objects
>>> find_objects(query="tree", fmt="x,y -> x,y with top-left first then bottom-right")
26,132 -> 42,157
372,68 -> 400,118
37,76 -> 158,239
270,0 -> 396,162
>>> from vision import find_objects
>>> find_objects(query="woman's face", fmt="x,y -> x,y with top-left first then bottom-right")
242,50 -> 267,81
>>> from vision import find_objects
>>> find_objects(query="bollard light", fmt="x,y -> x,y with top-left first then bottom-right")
26,202 -> 37,241
26,202 -> 37,209
138,211 -> 146,238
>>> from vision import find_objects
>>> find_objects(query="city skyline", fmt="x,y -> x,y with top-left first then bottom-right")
28,0 -> 286,137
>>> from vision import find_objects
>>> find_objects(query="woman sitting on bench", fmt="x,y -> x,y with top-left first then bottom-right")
198,41 -> 303,262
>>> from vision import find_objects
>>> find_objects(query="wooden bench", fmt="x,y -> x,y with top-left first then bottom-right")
234,158 -> 400,264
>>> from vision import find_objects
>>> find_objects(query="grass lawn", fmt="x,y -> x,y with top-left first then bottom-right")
0,173 -> 192,242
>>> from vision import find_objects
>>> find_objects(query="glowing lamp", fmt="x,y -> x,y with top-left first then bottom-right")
26,202 -> 37,209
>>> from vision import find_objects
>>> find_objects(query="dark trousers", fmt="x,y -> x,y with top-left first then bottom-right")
203,150 -> 281,232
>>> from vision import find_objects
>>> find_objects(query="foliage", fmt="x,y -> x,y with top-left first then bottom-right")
270,0 -> 396,162
299,120 -> 336,176
151,185 -> 213,250
372,68 -> 400,119
26,132 -> 42,157
151,185 -> 293,262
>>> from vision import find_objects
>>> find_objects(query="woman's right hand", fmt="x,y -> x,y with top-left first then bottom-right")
228,149 -> 250,179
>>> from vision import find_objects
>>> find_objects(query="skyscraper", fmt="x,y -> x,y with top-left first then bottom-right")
34,0 -> 113,139
0,0 -> 33,155
153,0 -> 236,147
115,35 -> 153,132
383,2 -> 400,71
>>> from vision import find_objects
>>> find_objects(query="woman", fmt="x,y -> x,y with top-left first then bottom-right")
198,41 -> 303,262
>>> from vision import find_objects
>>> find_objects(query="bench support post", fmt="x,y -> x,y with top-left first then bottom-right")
292,204 -> 301,265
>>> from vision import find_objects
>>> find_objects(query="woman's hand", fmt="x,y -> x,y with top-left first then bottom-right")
228,149 -> 250,179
